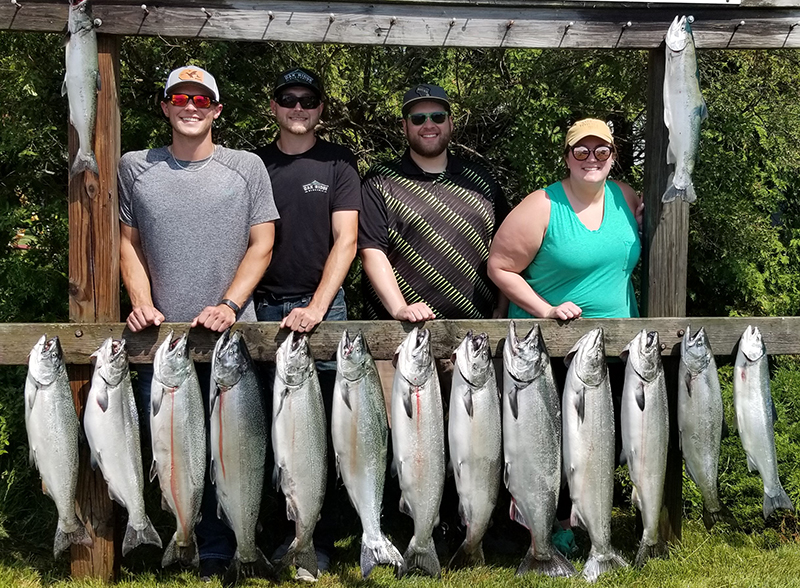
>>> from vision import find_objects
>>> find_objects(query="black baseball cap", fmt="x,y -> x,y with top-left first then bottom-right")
273,67 -> 323,98
402,84 -> 451,117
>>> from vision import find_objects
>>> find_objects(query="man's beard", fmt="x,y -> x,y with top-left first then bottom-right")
406,127 -> 451,158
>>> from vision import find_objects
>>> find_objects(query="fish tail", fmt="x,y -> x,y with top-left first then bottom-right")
764,487 -> 794,520
70,149 -> 99,179
582,548 -> 628,583
161,531 -> 198,568
398,536 -> 440,579
448,538 -> 484,570
280,537 -> 318,578
122,515 -> 162,557
516,546 -> 575,577
225,547 -> 275,584
53,519 -> 92,558
361,533 -> 403,577
661,184 -> 683,203
634,537 -> 668,568
682,183 -> 698,203
703,503 -> 736,530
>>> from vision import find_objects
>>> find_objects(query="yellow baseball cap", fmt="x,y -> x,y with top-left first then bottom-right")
564,118 -> 614,147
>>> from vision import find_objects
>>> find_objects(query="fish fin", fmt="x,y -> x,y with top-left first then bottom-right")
462,389 -> 474,418
402,386 -> 413,419
582,547 -> 628,582
631,486 -> 642,511
95,70 -> 101,91
449,539 -> 485,569
70,150 -> 99,179
272,464 -> 281,490
681,183 -> 698,204
107,483 -> 126,507
275,387 -> 289,419
148,459 -> 158,483
508,386 -> 519,420
96,388 -> 109,412
361,534 -> 403,577
398,536 -> 440,578
698,101 -> 709,122
516,547 -> 575,577
764,487 -> 794,520
209,457 -> 216,484
503,461 -> 510,488
457,500 -> 468,527
635,382 -> 646,412
721,416 -> 730,439
122,515 -> 162,556
53,519 -> 92,558
216,502 -> 233,529
399,495 -> 413,517
26,385 -> 38,410
90,449 -> 100,471
151,385 -> 163,417
28,446 -> 37,469
61,78 -> 67,96
570,506 -> 586,530
390,459 -> 399,478
342,381 -> 353,410
209,386 -> 219,416
683,370 -> 693,397
509,499 -> 528,529
619,448 -> 627,466
634,537 -> 668,568
703,503 -> 735,531
228,548 -> 275,583
281,538 -> 318,578
285,497 -> 300,522
161,531 -> 198,568
574,387 -> 586,423
746,455 -> 757,473
662,175 -> 682,204
160,494 -> 171,513
683,458 -> 700,486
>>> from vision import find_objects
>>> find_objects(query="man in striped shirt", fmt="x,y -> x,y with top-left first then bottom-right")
359,84 -> 508,321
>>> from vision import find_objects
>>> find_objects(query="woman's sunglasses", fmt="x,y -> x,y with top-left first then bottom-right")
168,94 -> 216,109
407,111 -> 449,126
275,94 -> 321,109
568,144 -> 614,162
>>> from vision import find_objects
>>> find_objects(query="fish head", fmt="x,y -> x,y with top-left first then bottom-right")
28,335 -> 66,387
91,337 -> 129,387
622,330 -> 662,383
212,329 -> 250,389
68,0 -> 95,31
665,15 -> 689,53
153,330 -> 192,388
503,321 -> 549,383
565,327 -> 606,387
276,331 -> 315,386
454,331 -> 492,388
395,327 -> 433,386
739,325 -> 765,363
337,330 -> 371,380
681,326 -> 712,373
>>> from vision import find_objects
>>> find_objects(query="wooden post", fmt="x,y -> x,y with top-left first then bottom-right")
67,33 -> 121,581
642,46 -> 690,544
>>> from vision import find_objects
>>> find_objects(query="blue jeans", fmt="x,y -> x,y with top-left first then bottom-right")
255,287 -> 347,553
135,362 -> 236,563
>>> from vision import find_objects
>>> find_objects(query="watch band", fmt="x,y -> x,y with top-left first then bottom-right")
219,298 -> 241,317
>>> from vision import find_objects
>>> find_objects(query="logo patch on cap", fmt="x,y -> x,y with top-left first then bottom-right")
284,69 -> 315,85
179,69 -> 204,82
414,85 -> 431,97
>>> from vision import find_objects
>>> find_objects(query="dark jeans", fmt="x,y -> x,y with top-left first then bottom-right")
255,287 -> 347,554
136,362 -> 236,563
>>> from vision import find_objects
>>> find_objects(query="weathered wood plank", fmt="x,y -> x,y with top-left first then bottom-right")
4,2 -> 800,48
2,317 -> 799,365
67,34 -> 121,581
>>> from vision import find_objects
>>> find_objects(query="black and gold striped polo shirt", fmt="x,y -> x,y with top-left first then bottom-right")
359,150 -> 508,319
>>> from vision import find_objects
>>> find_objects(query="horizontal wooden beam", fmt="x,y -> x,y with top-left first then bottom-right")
2,317 -> 799,365
3,1 -> 800,48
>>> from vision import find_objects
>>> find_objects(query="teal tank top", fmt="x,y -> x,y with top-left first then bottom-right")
508,180 -> 641,319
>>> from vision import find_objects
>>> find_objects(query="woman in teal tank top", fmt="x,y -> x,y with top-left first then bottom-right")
487,118 -> 642,319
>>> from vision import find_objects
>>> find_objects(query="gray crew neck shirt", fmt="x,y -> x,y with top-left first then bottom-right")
118,145 -> 279,322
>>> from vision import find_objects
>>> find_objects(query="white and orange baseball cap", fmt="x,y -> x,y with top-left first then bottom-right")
164,66 -> 219,101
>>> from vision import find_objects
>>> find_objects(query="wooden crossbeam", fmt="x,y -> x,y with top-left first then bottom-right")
3,1 -> 800,48
3,317 -> 799,365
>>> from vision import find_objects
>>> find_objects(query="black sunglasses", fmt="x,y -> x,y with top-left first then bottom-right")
567,144 -> 614,161
407,111 -> 449,126
275,93 -> 321,109
168,94 -> 216,109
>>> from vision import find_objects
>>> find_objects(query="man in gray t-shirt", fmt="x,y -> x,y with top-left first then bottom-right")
118,66 -> 278,581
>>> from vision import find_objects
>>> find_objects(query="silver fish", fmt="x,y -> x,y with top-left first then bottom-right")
273,331 -> 327,579
24,335 -> 92,558
85,337 -> 161,557
448,331 -> 502,570
332,330 -> 402,577
210,330 -> 273,582
391,327 -> 445,578
663,15 -> 707,204
620,330 -> 669,567
733,326 -> 794,519
678,326 -> 729,530
562,328 -> 628,582
150,331 -> 206,568
502,322 -> 574,577
64,0 -> 100,178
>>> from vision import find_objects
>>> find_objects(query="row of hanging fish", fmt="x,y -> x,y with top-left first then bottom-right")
24,322 -> 793,582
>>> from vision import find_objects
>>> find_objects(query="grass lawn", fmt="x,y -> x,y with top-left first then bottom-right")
1,516 -> 799,588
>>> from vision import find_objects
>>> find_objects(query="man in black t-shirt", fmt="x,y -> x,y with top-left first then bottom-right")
252,67 -> 360,581
253,67 -> 360,332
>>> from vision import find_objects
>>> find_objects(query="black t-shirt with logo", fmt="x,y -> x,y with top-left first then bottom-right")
253,139 -> 360,298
